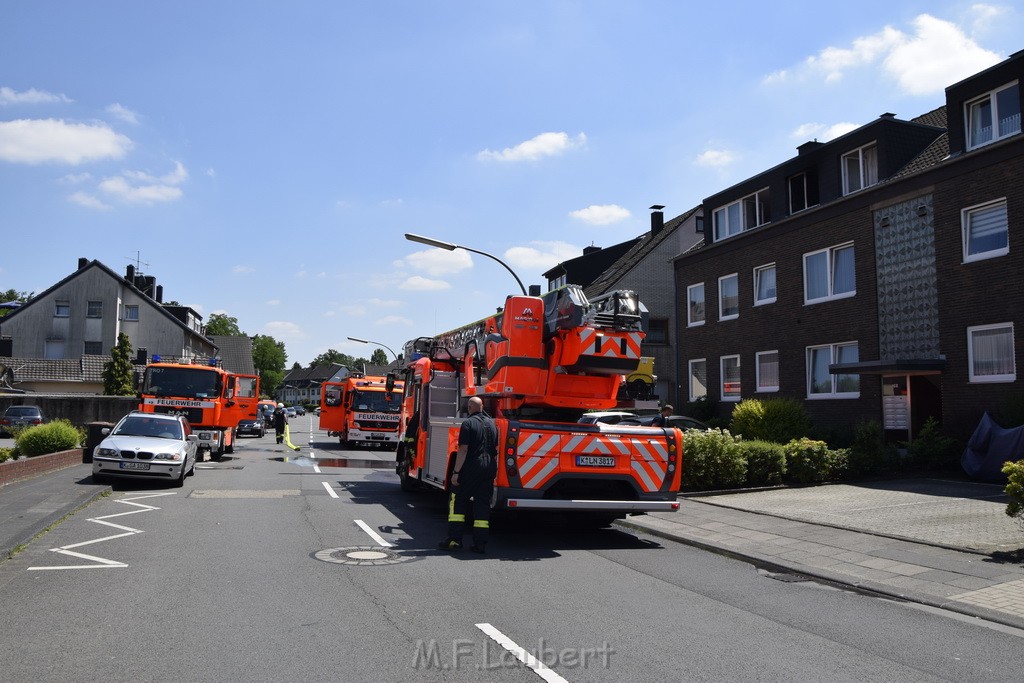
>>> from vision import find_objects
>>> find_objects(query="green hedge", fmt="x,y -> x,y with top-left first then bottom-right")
681,428 -> 746,490
14,420 -> 84,457
782,438 -> 833,484
739,440 -> 786,487
729,397 -> 812,444
1003,460 -> 1024,527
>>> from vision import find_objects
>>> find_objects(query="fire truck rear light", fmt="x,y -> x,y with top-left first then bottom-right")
508,500 -> 518,508
671,502 -> 680,510
506,457 -> 515,467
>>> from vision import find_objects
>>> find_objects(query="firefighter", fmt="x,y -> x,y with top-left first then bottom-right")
652,404 -> 673,427
272,402 -> 287,444
438,396 -> 498,554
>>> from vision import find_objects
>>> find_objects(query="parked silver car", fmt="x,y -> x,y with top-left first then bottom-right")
0,405 -> 46,436
92,412 -> 198,487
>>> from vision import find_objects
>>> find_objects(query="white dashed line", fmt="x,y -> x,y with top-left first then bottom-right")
322,481 -> 339,498
313,463 -> 321,473
475,623 -> 568,683
355,519 -> 392,547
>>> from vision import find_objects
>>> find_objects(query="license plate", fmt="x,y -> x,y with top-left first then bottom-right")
371,433 -> 385,438
576,455 -> 615,467
120,462 -> 150,471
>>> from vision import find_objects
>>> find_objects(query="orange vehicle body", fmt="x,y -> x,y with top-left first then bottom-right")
395,286 -> 682,518
319,375 -> 405,449
138,360 -> 260,460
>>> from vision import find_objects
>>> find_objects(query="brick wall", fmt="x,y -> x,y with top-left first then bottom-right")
0,448 -> 84,486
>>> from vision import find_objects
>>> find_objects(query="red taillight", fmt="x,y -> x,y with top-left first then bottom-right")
671,502 -> 680,510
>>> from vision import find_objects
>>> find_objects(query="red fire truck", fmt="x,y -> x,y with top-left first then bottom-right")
138,359 -> 260,460
394,286 -> 682,521
320,374 -> 404,449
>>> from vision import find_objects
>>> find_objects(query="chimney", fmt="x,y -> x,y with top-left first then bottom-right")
155,285 -> 163,303
797,140 -> 824,155
880,112 -> 896,119
77,257 -> 88,270
126,264 -> 135,282
583,245 -> 601,255
650,205 -> 665,235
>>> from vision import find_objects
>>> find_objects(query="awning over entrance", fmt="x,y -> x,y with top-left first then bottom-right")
829,358 -> 945,375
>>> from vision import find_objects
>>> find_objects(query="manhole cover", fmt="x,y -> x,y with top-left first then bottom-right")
315,546 -> 413,566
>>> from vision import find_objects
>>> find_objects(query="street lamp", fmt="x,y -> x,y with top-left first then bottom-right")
405,232 -> 527,296
348,336 -> 398,362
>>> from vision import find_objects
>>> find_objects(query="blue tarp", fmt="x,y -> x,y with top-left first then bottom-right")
961,412 -> 1021,482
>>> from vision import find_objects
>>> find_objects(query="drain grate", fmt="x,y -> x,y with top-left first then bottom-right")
315,546 -> 413,566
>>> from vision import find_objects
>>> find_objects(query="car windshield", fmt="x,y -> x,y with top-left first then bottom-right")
114,417 -> 182,440
5,406 -> 40,417
351,390 -> 401,413
144,367 -> 220,398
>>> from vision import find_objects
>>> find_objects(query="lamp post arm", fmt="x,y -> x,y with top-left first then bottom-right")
460,245 -> 527,296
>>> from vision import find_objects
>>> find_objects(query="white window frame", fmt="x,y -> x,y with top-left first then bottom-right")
718,273 -> 739,321
54,301 -> 70,317
756,350 -> 779,393
687,283 -> 705,327
720,355 -> 741,402
804,242 -> 855,304
712,187 -> 770,241
841,143 -> 878,195
753,263 -> 777,306
966,81 -> 1021,150
968,323 -> 1016,383
123,305 -> 139,321
688,358 -> 707,401
86,300 -> 103,318
806,342 -> 860,399
44,339 -> 66,359
788,172 -> 811,214
962,198 -> 1009,263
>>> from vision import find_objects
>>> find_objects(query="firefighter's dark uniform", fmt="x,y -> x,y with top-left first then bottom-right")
445,409 -> 498,551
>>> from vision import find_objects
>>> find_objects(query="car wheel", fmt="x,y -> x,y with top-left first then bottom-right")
172,465 -> 185,488
187,457 -> 196,477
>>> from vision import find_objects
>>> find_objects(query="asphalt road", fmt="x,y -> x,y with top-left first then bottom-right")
1,416 -> 1023,681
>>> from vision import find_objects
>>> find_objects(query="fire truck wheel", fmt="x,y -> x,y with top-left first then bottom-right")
399,459 -> 420,492
225,441 -> 234,454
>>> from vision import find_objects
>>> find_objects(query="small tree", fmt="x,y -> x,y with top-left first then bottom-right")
205,313 -> 242,336
103,332 -> 136,395
370,348 -> 389,366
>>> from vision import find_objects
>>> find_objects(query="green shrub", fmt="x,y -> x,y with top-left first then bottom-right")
906,417 -> 960,470
729,397 -> 812,444
1004,460 -> 1024,529
740,440 -> 786,486
782,437 -> 832,484
847,420 -> 899,476
0,447 -> 12,463
828,447 -> 851,481
681,428 -> 746,491
15,420 -> 83,457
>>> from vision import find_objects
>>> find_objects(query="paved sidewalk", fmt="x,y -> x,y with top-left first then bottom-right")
0,463 -> 108,559
619,477 -> 1024,631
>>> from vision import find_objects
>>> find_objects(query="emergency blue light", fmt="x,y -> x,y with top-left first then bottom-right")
152,354 -> 161,362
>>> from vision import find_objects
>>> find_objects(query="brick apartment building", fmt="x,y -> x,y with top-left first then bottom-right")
674,50 -> 1024,443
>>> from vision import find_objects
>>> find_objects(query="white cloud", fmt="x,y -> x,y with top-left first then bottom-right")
477,131 -> 587,162
695,149 -> 737,168
266,299 -> 281,306
767,12 -> 1001,96
0,87 -> 71,106
58,172 -> 92,184
264,321 -> 305,341
369,297 -> 401,308
339,304 -> 367,316
399,276 -> 451,291
0,118 -> 131,164
402,248 -> 473,277
232,265 -> 255,274
105,103 -> 139,124
791,122 -> 860,142
99,161 -> 187,205
504,240 -> 581,273
67,191 -> 111,211
970,3 -> 1006,34
569,204 -> 631,226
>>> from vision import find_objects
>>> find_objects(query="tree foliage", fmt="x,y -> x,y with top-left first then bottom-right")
310,349 -> 358,368
370,348 -> 389,366
252,334 -> 287,397
205,313 -> 242,336
102,332 -> 136,395
0,288 -> 33,318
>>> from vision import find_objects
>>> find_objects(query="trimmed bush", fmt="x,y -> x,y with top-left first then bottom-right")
906,417 -> 960,470
782,437 -> 832,484
847,420 -> 899,476
1004,460 -> 1024,530
0,447 -> 12,463
15,420 -> 83,457
729,398 -> 812,444
740,440 -> 786,487
681,428 -> 746,491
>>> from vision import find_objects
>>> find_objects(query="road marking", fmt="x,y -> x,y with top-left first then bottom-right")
355,519 -> 392,547
322,481 -> 339,498
475,623 -> 568,683
28,492 -> 175,571
313,463 -> 321,473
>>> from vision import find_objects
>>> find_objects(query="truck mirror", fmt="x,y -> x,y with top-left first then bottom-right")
385,373 -> 395,394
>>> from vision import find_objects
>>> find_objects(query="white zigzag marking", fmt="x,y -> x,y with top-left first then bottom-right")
27,492 -> 176,571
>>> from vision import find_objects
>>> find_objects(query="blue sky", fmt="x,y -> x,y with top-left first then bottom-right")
1,1 -> 1021,366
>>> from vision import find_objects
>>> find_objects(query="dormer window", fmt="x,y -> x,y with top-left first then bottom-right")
712,188 -> 770,241
967,82 -> 1021,150
841,143 -> 878,195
